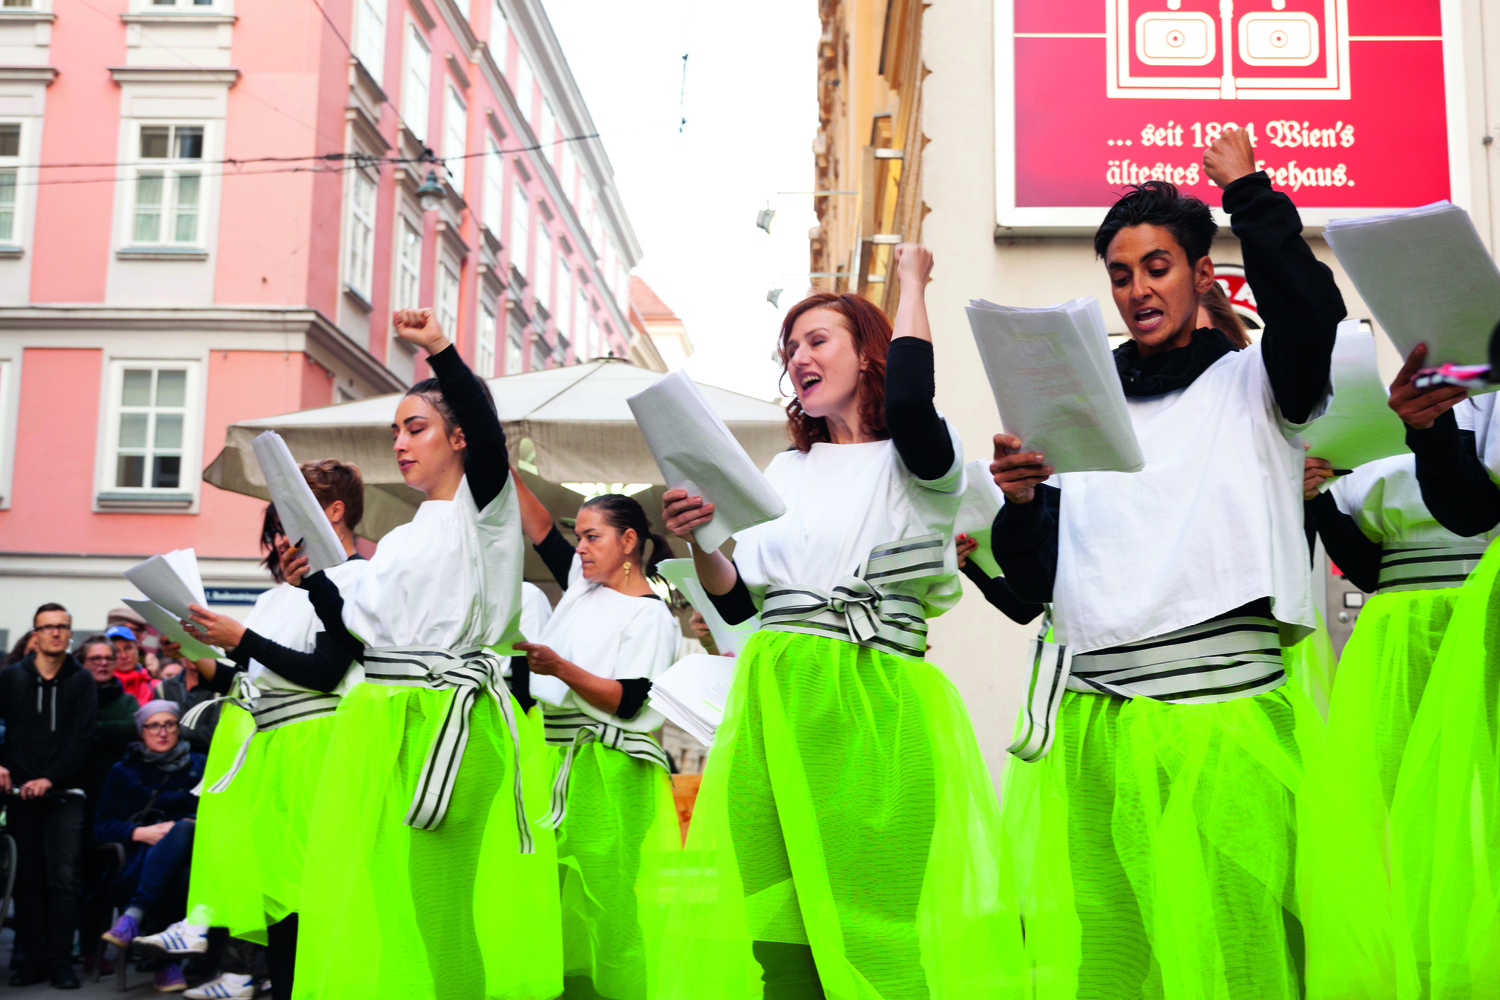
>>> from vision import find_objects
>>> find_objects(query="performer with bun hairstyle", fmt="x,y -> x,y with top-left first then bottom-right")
655,244 -> 1025,1000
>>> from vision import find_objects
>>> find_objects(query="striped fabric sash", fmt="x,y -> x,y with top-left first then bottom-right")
362,646 -> 533,851
760,533 -> 945,658
1008,613 -> 1286,762
540,711 -> 670,828
1377,541 -> 1490,593
182,673 -> 341,795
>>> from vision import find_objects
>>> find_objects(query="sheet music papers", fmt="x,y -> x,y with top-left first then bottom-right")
657,558 -> 760,656
1325,202 -> 1500,378
966,297 -> 1146,474
123,548 -> 208,622
251,431 -> 346,575
953,459 -> 1004,578
1300,320 -> 1410,469
120,597 -> 219,661
627,370 -> 786,553
649,653 -> 737,747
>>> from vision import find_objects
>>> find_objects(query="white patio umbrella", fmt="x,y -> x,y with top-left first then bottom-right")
204,358 -> 791,543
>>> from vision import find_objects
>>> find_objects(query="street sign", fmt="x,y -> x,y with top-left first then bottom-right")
997,0 -> 1464,229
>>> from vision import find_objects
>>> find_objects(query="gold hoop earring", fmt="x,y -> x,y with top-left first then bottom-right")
624,559 -> 632,584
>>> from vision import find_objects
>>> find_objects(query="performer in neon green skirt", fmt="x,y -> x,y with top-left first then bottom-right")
125,463 -> 370,1000
289,309 -> 560,1000
1298,381 -> 1499,998
512,483 -> 682,1000
990,130 -> 1343,998
656,244 -> 1027,999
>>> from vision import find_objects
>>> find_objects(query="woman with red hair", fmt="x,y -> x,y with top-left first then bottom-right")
655,246 -> 1025,999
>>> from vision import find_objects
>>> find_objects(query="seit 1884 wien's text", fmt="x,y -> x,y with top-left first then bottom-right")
1105,120 -> 1358,192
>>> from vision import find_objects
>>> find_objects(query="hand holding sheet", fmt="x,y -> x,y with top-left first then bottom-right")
120,597 -> 219,661
1299,321 -> 1409,469
628,370 -> 786,552
967,298 -> 1145,474
251,431 -> 346,575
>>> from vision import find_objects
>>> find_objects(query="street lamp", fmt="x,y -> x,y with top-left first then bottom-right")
755,206 -> 775,234
416,170 -> 446,212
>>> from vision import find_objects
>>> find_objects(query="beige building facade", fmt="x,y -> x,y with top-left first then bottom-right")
812,0 -> 1497,777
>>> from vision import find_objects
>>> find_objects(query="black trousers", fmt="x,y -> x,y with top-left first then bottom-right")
266,913 -> 297,1000
10,794 -> 84,970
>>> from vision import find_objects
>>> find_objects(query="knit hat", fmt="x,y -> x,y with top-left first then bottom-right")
134,699 -> 181,733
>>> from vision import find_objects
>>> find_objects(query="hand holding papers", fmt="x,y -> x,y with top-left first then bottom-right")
657,558 -> 760,656
251,431 -> 346,575
120,598 -> 219,661
1299,321 -> 1409,469
123,548 -> 209,622
966,298 -> 1145,474
627,370 -> 786,552
1326,202 -> 1500,377
650,654 -> 737,747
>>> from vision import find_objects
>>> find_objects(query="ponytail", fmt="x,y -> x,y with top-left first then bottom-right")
580,493 -> 672,581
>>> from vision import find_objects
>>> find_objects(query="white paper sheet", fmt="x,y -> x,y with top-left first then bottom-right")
1325,202 -> 1500,376
966,297 -> 1146,474
123,549 -> 209,622
648,653 -> 738,747
121,597 -> 220,661
1300,321 -> 1410,469
953,459 -> 1004,578
656,558 -> 761,656
251,431 -> 346,575
627,370 -> 787,553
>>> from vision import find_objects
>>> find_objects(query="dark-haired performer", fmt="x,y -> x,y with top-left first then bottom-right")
990,129 -> 1343,997
288,310 -> 560,1000
511,481 -> 681,1000
655,246 -> 1026,1000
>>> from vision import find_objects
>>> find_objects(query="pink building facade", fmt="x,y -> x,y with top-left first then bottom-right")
0,0 -> 642,644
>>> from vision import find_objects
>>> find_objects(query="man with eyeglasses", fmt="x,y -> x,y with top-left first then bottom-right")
0,603 -> 98,989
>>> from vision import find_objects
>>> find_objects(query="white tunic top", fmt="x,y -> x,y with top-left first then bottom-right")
536,555 -> 680,732
733,423 -> 967,618
241,557 -> 370,695
1053,344 -> 1328,652
1332,454 -> 1498,548
519,581 -> 553,642
339,477 -> 526,652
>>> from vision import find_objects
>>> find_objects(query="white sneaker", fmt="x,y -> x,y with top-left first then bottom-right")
184,973 -> 256,999
132,921 -> 210,958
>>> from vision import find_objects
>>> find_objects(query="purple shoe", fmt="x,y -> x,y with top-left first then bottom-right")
101,913 -> 138,950
154,962 -> 187,993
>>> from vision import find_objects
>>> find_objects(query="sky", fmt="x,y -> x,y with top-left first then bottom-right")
539,0 -> 821,402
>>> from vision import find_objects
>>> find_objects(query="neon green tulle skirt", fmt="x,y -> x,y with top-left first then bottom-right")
1000,677 -> 1323,999
1299,585 -> 1463,998
1390,540 -> 1500,999
550,740 -> 680,1000
186,703 -> 338,942
655,630 -> 1027,1000
292,683 -> 561,1000
1283,611 -> 1336,719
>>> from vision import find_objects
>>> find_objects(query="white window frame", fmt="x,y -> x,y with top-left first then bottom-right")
510,181 -> 530,276
403,24 -> 431,142
444,86 -> 467,197
576,285 -> 590,358
515,46 -> 534,119
539,98 -> 556,148
0,121 -> 22,248
394,212 -> 423,311
557,264 -> 572,338
95,358 -> 204,510
353,0 -> 386,82
477,300 -> 497,378
505,310 -> 524,374
534,224 -> 551,313
0,357 -> 14,509
530,331 -> 549,371
482,139 -> 503,234
342,168 -> 377,304
436,258 -> 460,339
126,122 -> 207,249
490,0 -> 509,50
588,316 -> 602,359
137,0 -> 224,10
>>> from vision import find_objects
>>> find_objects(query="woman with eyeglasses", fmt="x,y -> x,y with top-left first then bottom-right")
98,700 -> 206,993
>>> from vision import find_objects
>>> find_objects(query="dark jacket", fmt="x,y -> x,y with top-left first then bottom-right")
0,654 -> 98,787
81,677 -> 140,801
93,744 -> 205,849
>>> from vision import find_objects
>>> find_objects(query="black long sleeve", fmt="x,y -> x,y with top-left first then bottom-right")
1222,172 -> 1346,424
616,679 -> 653,720
298,571 -> 365,662
705,567 -> 758,626
535,527 -> 576,590
1408,410 -> 1500,537
885,338 -> 955,481
232,628 -> 358,694
428,344 -> 509,510
960,559 -> 1045,625
991,483 -> 1061,604
1304,490 -> 1382,594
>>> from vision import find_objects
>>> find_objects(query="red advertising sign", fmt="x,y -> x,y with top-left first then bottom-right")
999,0 -> 1459,225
